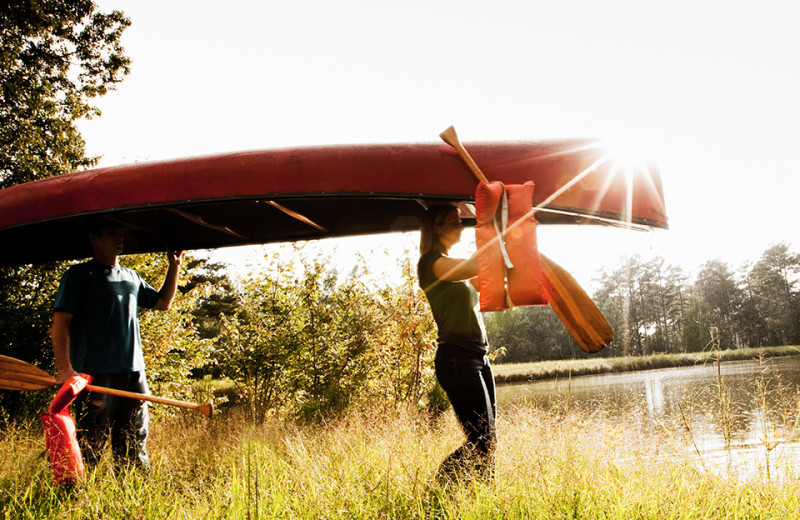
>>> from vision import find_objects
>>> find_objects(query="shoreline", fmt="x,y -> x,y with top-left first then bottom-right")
492,345 -> 800,386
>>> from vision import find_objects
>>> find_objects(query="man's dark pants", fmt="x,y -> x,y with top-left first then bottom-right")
74,370 -> 150,470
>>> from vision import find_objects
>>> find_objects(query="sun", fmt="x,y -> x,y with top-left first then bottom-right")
600,135 -> 666,229
604,136 -> 658,170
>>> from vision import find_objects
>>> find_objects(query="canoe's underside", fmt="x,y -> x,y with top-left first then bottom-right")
0,140 -> 668,266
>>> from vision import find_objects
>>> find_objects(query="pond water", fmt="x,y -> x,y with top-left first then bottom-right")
496,355 -> 800,479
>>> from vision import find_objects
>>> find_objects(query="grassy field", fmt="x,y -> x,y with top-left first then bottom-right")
492,345 -> 800,385
3,400 -> 800,519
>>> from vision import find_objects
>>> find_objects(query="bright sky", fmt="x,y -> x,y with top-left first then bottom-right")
78,0 -> 800,290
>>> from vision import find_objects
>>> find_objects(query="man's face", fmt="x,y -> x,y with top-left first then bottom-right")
91,224 -> 125,256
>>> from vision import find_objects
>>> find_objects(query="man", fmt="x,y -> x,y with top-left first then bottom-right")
51,219 -> 183,470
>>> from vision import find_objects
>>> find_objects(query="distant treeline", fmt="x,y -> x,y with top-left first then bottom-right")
486,242 -> 800,363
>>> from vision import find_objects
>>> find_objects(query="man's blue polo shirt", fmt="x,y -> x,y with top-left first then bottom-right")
54,260 -> 161,374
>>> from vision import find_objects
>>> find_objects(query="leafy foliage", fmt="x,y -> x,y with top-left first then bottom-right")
0,0 -> 131,188
484,306 -> 577,363
182,255 -> 238,344
0,262 -> 66,422
212,244 -> 438,422
746,243 -> 800,345
120,253 -> 212,404
368,256 -> 440,407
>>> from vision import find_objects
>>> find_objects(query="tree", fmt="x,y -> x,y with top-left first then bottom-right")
211,244 -> 441,422
484,305 -> 577,362
0,2 -> 131,421
215,259 -> 300,422
694,259 -> 744,349
592,255 -> 688,356
0,0 -> 130,418
184,256 -> 239,342
747,242 -> 800,345
0,262 -> 65,423
594,256 -> 650,355
1,0 -> 131,188
638,257 -> 687,353
368,254 -> 438,407
681,297 -> 712,351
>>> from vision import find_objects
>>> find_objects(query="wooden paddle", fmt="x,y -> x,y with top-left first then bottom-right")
439,125 -> 612,353
0,355 -> 213,417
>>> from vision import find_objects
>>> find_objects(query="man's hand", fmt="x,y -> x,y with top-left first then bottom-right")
168,250 -> 184,267
56,366 -> 80,385
154,250 -> 184,310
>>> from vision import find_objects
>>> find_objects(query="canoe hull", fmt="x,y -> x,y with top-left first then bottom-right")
0,140 -> 667,265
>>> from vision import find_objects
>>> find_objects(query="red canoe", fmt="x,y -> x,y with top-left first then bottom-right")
0,140 -> 667,266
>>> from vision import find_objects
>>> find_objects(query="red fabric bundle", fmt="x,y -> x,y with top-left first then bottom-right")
42,408 -> 84,485
41,374 -> 91,485
475,181 -> 546,312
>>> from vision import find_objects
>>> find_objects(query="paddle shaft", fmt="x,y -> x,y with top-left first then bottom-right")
439,125 -> 612,353
84,383 -> 213,417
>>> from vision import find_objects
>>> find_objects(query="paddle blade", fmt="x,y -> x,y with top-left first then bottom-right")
197,402 -> 214,418
540,255 -> 613,353
0,355 -> 57,390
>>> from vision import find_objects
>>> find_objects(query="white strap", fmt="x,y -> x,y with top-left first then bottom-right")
490,184 -> 515,308
493,186 -> 514,269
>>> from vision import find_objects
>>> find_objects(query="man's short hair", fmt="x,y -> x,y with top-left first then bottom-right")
83,217 -> 116,238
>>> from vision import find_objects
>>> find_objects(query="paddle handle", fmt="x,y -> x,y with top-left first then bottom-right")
85,384 -> 213,418
439,126 -> 490,183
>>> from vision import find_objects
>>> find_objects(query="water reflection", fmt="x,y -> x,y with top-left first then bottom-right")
496,355 -> 800,479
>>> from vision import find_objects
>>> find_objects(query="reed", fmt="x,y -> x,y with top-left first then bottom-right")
3,402 -> 800,519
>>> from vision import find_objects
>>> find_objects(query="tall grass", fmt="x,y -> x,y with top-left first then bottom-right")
3,401 -> 800,519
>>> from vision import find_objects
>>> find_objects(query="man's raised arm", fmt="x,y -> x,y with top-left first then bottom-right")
153,250 -> 183,311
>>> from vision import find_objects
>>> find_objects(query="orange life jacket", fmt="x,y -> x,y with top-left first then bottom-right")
475,181 -> 547,312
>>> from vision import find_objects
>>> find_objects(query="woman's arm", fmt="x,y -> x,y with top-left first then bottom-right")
432,255 -> 478,282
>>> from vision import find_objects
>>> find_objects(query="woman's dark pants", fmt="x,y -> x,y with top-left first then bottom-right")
434,343 -> 497,481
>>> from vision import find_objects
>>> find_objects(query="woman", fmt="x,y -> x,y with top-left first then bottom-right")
417,204 -> 496,482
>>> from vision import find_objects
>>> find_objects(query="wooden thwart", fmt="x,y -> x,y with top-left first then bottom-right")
167,208 -> 247,240
262,200 -> 329,231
